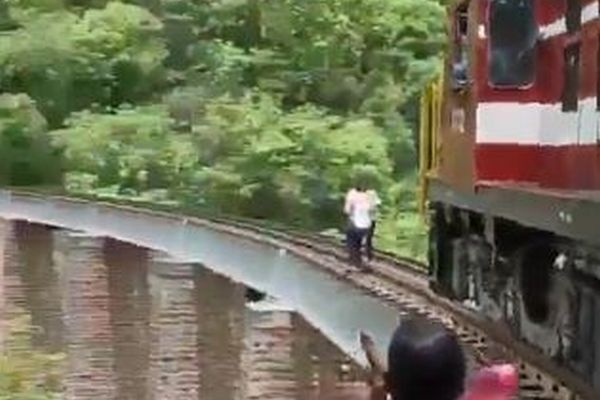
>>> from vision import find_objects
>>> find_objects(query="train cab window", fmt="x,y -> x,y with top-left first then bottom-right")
452,2 -> 470,90
563,44 -> 580,112
488,0 -> 537,88
566,0 -> 582,33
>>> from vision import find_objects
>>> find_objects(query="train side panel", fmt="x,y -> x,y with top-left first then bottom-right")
475,0 -> 600,189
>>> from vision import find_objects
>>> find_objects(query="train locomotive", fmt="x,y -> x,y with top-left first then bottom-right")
419,0 -> 600,396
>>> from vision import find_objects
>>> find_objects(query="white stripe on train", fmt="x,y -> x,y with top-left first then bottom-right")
477,97 -> 600,145
539,2 -> 598,40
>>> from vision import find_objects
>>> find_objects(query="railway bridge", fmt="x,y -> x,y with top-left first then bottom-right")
0,190 -> 594,400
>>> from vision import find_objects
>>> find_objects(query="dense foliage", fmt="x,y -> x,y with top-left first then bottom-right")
0,0 -> 447,260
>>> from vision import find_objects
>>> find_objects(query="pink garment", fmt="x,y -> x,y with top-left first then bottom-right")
462,364 -> 519,400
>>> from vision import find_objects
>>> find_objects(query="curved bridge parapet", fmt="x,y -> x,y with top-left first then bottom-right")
0,190 -> 399,367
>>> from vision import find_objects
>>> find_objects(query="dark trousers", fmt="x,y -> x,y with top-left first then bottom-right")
365,221 -> 376,261
346,224 -> 368,267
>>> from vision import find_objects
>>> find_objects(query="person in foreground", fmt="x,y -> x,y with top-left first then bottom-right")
360,318 -> 519,400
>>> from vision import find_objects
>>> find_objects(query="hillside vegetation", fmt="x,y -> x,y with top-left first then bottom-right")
0,0 -> 447,261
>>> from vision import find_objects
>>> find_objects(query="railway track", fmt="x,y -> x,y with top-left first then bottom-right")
5,190 -> 598,400
192,212 -> 584,400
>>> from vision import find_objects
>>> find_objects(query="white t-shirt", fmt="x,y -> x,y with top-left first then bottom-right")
344,189 -> 372,229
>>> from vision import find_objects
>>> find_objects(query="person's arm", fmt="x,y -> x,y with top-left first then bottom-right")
367,191 -> 381,220
344,190 -> 354,215
375,192 -> 382,207
360,331 -> 387,374
360,331 -> 388,399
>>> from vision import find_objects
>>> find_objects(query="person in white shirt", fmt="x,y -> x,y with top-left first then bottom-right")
365,189 -> 381,261
344,183 -> 373,270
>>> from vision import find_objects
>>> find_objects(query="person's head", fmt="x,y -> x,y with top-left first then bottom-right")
351,164 -> 380,192
385,318 -> 466,400
354,182 -> 366,191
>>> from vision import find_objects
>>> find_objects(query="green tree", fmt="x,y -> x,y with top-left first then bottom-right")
2,0 -> 446,261
52,105 -> 195,194
0,94 -> 60,185
0,2 -> 167,126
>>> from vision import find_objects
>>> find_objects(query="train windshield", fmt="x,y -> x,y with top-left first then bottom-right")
488,0 -> 537,88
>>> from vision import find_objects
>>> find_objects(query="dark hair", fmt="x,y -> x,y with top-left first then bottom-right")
386,318 -> 466,400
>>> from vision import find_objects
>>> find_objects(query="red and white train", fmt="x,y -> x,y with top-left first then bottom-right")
420,0 -> 600,397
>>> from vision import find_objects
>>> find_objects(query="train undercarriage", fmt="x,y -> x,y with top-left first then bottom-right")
428,180 -> 600,391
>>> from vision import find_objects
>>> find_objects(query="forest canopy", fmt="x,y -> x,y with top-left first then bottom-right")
0,0 -> 447,260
